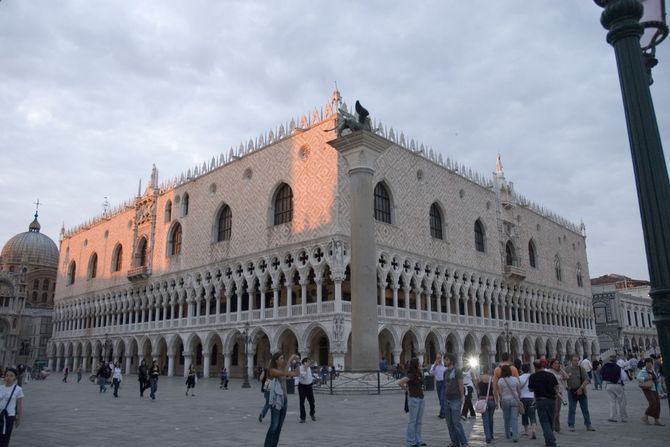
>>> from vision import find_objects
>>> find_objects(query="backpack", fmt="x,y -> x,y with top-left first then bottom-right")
637,359 -> 645,370
601,362 -> 621,383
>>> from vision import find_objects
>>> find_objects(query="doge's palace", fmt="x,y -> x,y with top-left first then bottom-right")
48,92 -> 597,377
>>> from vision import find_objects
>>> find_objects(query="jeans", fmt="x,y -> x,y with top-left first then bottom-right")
298,383 -> 315,420
260,390 -> 271,418
98,377 -> 107,392
606,383 -> 628,421
445,399 -> 468,446
139,378 -> 148,396
481,398 -> 496,442
149,377 -> 158,399
593,370 -> 603,389
0,415 -> 15,447
112,378 -> 121,397
461,387 -> 475,417
642,389 -> 661,419
520,397 -> 536,426
553,393 -> 563,432
264,403 -> 287,447
535,399 -> 556,447
435,380 -> 446,417
567,390 -> 592,427
501,399 -> 519,441
406,397 -> 425,446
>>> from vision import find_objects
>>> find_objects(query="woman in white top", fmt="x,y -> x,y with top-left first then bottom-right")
111,362 -> 123,398
549,358 -> 569,433
519,364 -> 537,439
498,364 -> 521,442
0,367 -> 24,447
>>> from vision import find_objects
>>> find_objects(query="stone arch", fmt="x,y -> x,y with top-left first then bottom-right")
479,333 -> 494,372
303,323 -> 331,367
445,332 -> 461,355
555,339 -> 564,361
379,326 -> 398,367
126,337 -> 139,374
463,333 -> 477,356
522,336 -> 533,362
252,328 -> 271,371
400,327 -> 420,364
535,336 -> 545,359
424,329 -> 443,364
275,325 -> 299,359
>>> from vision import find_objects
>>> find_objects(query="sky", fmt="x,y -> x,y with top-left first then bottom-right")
0,0 -> 668,281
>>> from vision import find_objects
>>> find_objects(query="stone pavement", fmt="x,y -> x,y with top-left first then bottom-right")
15,375 -> 669,447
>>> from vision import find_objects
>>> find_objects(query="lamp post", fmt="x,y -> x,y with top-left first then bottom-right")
594,0 -> 670,411
501,322 -> 512,357
241,322 -> 251,389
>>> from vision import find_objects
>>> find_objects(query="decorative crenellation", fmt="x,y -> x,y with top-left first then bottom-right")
511,191 -> 582,234
63,198 -> 135,238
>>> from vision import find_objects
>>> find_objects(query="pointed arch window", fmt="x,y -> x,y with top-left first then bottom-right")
217,205 -> 232,241
576,262 -> 584,287
528,240 -> 537,268
164,200 -> 172,223
273,183 -> 293,225
474,219 -> 485,252
554,255 -> 562,281
181,193 -> 189,217
67,261 -> 77,285
505,241 -> 516,266
137,237 -> 148,267
429,203 -> 443,240
112,245 -> 123,272
374,182 -> 392,223
88,253 -> 98,279
169,223 -> 183,256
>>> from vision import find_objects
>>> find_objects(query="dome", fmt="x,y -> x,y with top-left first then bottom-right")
1,216 -> 59,268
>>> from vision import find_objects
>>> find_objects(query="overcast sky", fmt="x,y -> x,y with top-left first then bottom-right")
1,1 -> 668,281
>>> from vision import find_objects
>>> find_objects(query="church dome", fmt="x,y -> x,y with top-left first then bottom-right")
1,215 -> 59,268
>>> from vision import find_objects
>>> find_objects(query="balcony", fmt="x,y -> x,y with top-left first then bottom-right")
127,266 -> 151,281
503,259 -> 526,281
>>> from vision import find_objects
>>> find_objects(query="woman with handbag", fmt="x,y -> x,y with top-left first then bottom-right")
637,358 -> 665,426
398,358 -> 426,447
476,365 -> 496,444
497,364 -> 521,442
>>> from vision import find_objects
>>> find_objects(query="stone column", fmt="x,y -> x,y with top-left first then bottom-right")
392,349 -> 403,366
224,353 -> 232,372
183,352 -> 192,378
272,286 -> 279,318
91,357 -> 98,374
167,354 -> 175,377
203,352 -> 211,378
300,280 -> 308,317
82,356 -> 89,373
48,357 -> 55,372
124,355 -> 133,374
56,356 -> 63,372
328,131 -> 392,370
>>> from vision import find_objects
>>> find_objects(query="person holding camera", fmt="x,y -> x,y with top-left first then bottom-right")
298,357 -> 316,423
565,356 -> 595,432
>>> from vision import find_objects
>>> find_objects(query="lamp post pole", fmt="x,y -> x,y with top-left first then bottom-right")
242,322 -> 251,389
502,322 -> 512,357
595,0 -> 670,412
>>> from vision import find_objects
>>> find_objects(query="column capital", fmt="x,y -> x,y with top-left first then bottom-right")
327,130 -> 393,175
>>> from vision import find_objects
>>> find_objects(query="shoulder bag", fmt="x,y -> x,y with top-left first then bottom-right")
0,385 -> 17,435
504,378 -> 525,415
475,376 -> 491,413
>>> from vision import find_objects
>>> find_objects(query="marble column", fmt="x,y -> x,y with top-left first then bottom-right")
203,352 -> 211,378
183,352 -> 192,378
328,130 -> 392,370
167,354 -> 175,377
124,355 -> 133,374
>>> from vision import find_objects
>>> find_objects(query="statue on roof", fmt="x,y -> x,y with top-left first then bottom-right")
325,100 -> 372,137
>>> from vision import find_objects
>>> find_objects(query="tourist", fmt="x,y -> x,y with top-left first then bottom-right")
259,368 -> 271,423
76,366 -> 82,383
379,356 -> 388,372
498,364 -> 521,442
476,364 -> 496,444
493,352 -> 519,398
529,360 -> 558,447
549,358 -> 568,433
138,360 -> 149,397
96,362 -> 111,393
580,355 -> 593,382
592,357 -> 603,390
149,360 -> 160,400
398,357 -> 425,447
111,362 -> 122,398
429,353 -> 447,418
637,358 -> 665,426
460,364 -> 476,420
62,366 -> 69,383
297,357 -> 316,423
264,352 -> 299,447
565,355 -> 595,432
0,367 -> 23,447
185,364 -> 197,397
601,355 -> 628,422
443,353 -> 468,447
519,363 -> 537,439
219,366 -> 228,390
320,365 -> 328,386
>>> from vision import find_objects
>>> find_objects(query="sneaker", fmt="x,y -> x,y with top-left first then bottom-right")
299,419 -> 306,423
586,426 -> 596,431
607,419 -> 618,422
258,414 -> 262,423
654,420 -> 665,426
532,433 -> 536,440
641,416 -> 650,425
311,415 -> 316,421
569,426 -> 575,432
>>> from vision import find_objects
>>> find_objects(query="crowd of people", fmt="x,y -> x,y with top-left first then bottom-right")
397,352 -> 666,447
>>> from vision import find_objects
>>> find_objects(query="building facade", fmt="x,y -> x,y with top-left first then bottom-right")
591,274 -> 658,356
0,213 -> 57,368
48,93 -> 597,377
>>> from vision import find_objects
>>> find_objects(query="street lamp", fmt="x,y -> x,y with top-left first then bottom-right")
240,322 -> 251,389
501,322 -> 512,357
594,0 -> 670,412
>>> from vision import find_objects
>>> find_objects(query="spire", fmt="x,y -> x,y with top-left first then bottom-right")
331,82 -> 342,110
137,178 -> 142,197
29,198 -> 41,232
495,153 -> 505,178
151,164 -> 158,189
59,222 -> 65,242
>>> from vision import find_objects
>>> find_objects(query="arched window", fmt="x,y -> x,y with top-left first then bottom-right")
181,193 -> 189,217
164,200 -> 172,223
528,240 -> 537,268
474,219 -> 485,252
217,205 -> 232,241
67,261 -> 76,285
273,183 -> 293,225
374,182 -> 391,223
429,203 -> 443,240
112,244 -> 123,272
137,237 -> 148,267
169,223 -> 183,256
576,262 -> 584,287
505,241 -> 516,266
41,293 -> 48,303
88,253 -> 98,279
554,255 -> 562,281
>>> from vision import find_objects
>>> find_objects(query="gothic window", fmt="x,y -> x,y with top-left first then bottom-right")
474,219 -> 485,252
88,252 -> 98,279
554,255 -> 562,281
42,279 -> 49,291
374,182 -> 392,223
164,200 -> 172,223
41,293 -> 47,303
505,241 -> 516,266
528,239 -> 537,268
137,238 -> 148,267
429,203 -> 443,240
217,205 -> 232,241
576,263 -> 584,287
112,244 -> 123,272
67,261 -> 76,285
169,223 -> 183,256
273,183 -> 293,225
181,193 -> 189,217
33,279 -> 39,289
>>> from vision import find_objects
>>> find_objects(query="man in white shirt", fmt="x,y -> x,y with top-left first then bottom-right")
430,353 -> 447,418
298,358 -> 316,423
580,356 -> 593,382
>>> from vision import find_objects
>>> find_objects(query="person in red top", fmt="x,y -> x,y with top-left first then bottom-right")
493,353 -> 519,398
